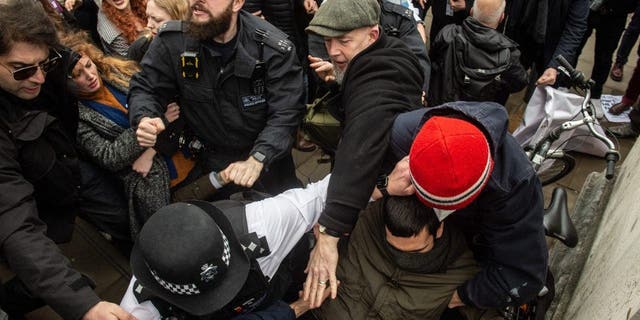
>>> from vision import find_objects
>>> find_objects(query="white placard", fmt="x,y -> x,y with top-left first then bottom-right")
601,95 -> 631,123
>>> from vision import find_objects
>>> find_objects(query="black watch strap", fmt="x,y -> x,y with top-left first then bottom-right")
319,225 -> 342,237
376,174 -> 389,197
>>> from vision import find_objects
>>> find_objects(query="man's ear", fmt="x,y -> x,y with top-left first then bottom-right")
233,0 -> 245,12
435,221 -> 444,239
499,12 -> 505,24
469,7 -> 474,17
369,25 -> 380,42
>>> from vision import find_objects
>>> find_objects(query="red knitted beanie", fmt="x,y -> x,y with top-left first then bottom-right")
409,116 -> 494,210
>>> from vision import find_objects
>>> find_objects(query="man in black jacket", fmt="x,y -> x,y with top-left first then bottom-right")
303,0 -> 424,307
429,0 -> 527,106
505,0 -> 589,86
308,0 -> 431,93
0,1 -> 133,319
130,0 -> 305,197
389,101 -> 547,310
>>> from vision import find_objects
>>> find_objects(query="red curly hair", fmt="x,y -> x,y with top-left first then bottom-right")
102,0 -> 148,44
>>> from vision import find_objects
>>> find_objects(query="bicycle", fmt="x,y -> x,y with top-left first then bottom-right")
502,55 -> 621,319
523,55 -> 620,186
500,186 -> 578,320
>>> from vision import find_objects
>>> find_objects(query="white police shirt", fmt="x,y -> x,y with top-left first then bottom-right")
120,174 -> 331,319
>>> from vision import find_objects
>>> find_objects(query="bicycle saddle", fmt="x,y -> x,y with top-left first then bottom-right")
544,187 -> 578,248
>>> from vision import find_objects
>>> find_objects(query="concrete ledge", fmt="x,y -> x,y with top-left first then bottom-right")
546,171 -> 614,320
548,138 -> 640,320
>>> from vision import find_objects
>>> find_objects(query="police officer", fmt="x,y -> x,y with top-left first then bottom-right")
129,0 -> 305,197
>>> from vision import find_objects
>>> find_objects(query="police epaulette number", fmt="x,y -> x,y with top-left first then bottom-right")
254,28 -> 293,54
158,20 -> 184,35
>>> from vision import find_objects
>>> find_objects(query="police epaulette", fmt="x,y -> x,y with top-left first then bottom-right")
254,28 -> 293,54
382,1 -> 414,20
158,20 -> 184,35
132,280 -> 155,302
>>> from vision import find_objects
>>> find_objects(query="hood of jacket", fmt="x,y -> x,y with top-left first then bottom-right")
461,17 -> 518,52
420,101 -> 509,158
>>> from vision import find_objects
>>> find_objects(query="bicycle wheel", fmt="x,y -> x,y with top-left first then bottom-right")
536,154 -> 576,186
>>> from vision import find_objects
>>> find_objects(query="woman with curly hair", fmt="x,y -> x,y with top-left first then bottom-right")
97,0 -> 147,56
128,0 -> 190,61
63,34 -> 194,237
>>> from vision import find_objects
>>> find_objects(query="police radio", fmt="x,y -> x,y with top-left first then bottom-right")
180,51 -> 199,79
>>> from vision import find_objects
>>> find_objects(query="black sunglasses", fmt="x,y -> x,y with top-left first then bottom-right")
1,49 -> 62,81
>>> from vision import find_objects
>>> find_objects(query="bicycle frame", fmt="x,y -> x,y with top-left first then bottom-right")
526,55 -> 619,183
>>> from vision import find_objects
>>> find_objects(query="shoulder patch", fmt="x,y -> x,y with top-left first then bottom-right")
254,28 -> 293,54
158,20 -> 184,35
382,1 -> 414,20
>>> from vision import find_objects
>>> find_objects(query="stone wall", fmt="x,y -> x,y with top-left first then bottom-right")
550,140 -> 640,319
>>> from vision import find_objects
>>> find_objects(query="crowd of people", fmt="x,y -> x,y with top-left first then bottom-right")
0,0 -> 637,319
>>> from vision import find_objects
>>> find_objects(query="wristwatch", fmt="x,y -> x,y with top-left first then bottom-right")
376,174 -> 389,198
318,224 -> 342,238
251,151 -> 266,163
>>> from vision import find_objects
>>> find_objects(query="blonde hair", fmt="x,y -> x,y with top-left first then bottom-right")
61,31 -> 140,89
150,0 -> 191,20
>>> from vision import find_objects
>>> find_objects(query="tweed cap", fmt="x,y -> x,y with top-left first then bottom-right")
306,0 -> 381,37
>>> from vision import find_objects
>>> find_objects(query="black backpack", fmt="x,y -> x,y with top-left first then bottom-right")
430,25 -> 512,106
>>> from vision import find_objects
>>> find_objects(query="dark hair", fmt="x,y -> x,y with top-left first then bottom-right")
383,196 -> 440,237
0,0 -> 60,55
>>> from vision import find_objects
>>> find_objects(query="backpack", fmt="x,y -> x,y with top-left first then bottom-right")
430,25 -> 512,106
301,91 -> 342,154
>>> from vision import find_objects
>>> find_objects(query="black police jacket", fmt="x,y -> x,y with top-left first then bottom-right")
128,11 -> 305,167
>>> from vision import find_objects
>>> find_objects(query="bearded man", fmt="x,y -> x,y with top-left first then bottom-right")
128,0 -> 305,198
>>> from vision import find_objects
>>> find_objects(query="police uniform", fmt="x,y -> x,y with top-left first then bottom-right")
120,175 -> 332,319
128,11 -> 305,196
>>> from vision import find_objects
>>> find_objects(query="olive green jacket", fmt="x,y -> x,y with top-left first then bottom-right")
315,201 -> 499,320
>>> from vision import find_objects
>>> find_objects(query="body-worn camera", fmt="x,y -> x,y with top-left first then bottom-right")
181,51 -> 199,79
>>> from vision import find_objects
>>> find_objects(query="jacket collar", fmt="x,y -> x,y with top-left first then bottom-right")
420,101 -> 509,157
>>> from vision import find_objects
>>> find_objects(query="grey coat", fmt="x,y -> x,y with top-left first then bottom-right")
76,80 -> 170,238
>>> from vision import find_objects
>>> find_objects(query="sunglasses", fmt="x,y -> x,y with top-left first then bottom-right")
1,49 -> 62,81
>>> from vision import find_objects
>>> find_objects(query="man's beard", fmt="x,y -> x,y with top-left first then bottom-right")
187,2 -> 233,41
333,63 -> 345,85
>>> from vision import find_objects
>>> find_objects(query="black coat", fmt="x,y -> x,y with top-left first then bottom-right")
429,17 -> 528,106
0,90 -> 100,320
390,101 -> 548,308
317,33 -> 424,233
506,0 -> 589,69
129,12 -> 305,169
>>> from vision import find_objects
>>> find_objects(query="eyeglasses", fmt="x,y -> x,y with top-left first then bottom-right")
0,49 -> 62,81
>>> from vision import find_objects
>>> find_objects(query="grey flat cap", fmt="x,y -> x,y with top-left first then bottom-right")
306,0 -> 381,37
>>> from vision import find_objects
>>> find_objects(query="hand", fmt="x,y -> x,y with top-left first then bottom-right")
448,290 -> 465,308
290,281 -> 339,316
65,0 -> 80,11
251,10 -> 265,19
132,148 -> 156,177
303,232 -> 340,308
304,0 -> 318,14
220,156 -> 264,188
536,68 -> 558,86
449,0 -> 466,11
387,156 -> 414,196
417,0 -> 426,9
164,103 -> 180,123
136,117 -> 165,147
82,301 -> 137,320
308,55 -> 337,83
